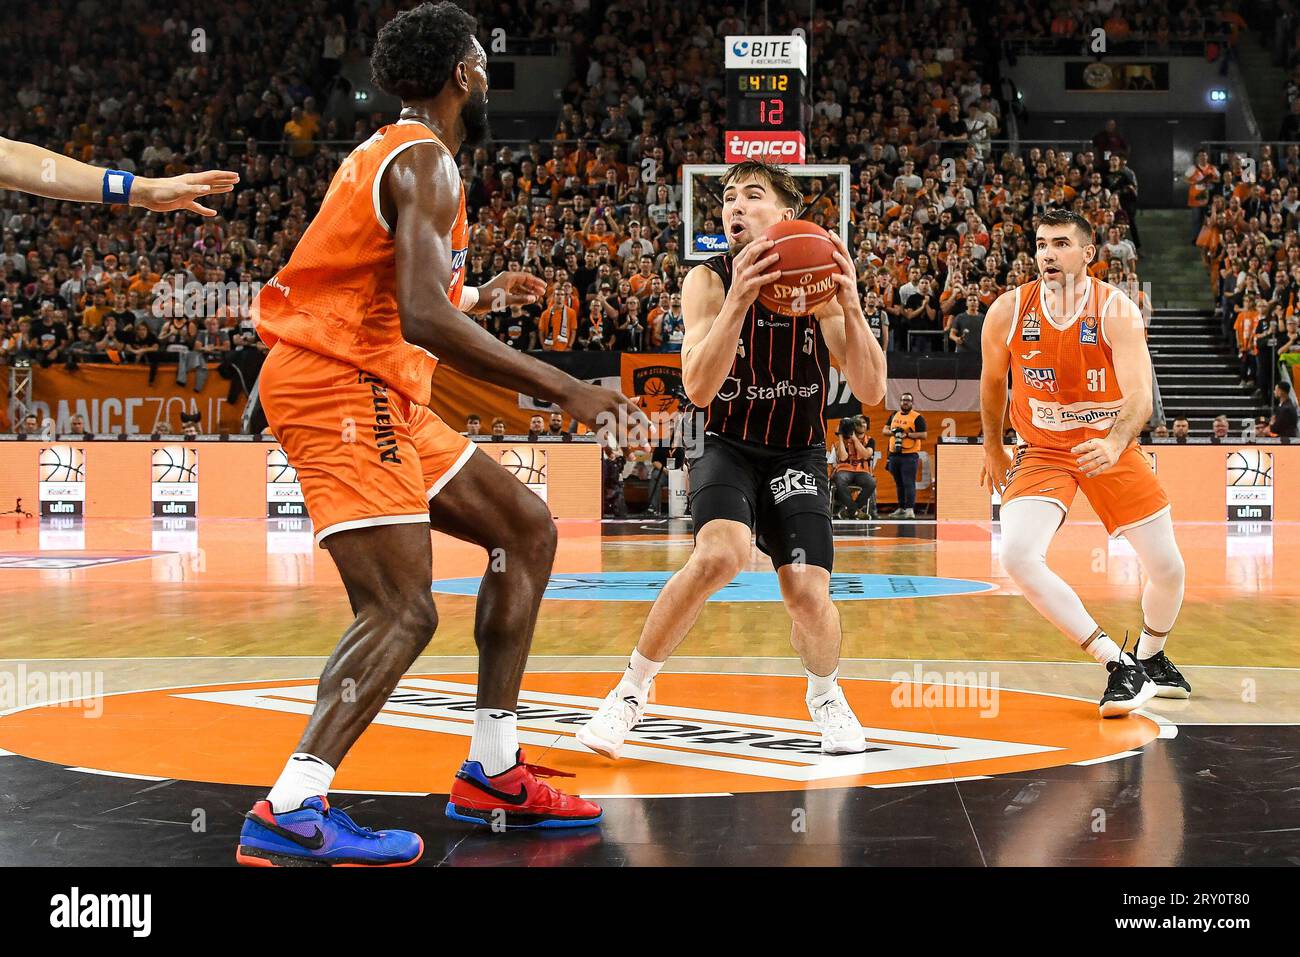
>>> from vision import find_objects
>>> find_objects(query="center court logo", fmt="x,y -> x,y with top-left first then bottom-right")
0,674 -> 1164,795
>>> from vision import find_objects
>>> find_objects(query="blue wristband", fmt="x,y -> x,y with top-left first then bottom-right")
102,169 -> 134,205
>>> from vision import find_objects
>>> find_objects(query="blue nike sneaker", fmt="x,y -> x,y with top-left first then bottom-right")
236,796 -> 423,867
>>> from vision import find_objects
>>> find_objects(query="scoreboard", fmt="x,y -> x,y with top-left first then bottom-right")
724,35 -> 809,163
727,69 -> 806,131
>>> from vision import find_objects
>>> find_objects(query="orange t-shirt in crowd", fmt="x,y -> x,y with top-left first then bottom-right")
629,272 -> 655,297
538,293 -> 579,351
583,231 -> 619,256
1234,309 -> 1260,354
253,119 -> 468,407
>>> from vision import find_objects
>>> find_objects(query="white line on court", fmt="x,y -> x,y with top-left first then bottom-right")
67,767 -> 167,781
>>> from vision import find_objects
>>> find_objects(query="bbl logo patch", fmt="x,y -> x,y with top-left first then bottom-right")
1021,367 -> 1058,394
1021,310 -> 1041,342
1079,316 -> 1099,345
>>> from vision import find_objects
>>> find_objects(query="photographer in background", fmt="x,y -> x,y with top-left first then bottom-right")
882,392 -> 926,519
833,415 -> 877,520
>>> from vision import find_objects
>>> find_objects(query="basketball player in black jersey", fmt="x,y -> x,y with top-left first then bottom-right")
579,161 -> 887,757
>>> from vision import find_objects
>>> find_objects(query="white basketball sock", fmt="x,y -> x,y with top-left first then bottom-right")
1137,627 -> 1168,660
468,709 -> 518,777
806,667 -> 839,702
267,753 -> 335,814
1080,627 -> 1123,666
622,649 -> 664,696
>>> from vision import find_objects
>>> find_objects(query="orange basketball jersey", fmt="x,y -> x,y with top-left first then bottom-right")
1007,276 -> 1131,451
253,118 -> 469,407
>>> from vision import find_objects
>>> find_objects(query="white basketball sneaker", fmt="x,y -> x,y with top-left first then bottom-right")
808,685 -> 868,754
577,683 -> 651,759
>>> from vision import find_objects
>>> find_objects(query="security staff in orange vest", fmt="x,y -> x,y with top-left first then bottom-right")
882,391 -> 927,518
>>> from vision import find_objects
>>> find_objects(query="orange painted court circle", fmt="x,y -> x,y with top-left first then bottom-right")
0,672 -> 1163,794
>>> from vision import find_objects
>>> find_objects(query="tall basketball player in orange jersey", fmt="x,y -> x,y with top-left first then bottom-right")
979,208 -> 1192,718
236,2 -> 643,867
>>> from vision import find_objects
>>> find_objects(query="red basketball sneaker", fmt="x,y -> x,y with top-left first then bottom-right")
445,749 -> 603,830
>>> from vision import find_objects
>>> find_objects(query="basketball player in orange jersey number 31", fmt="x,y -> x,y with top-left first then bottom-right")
238,2 -> 644,867
979,208 -> 1192,718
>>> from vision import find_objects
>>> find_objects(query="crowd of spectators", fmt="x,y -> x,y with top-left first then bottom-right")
999,0 -> 1248,56
1186,0 -> 1300,443
1280,0 -> 1300,140
1,0 -> 1152,405
1189,142 -> 1300,404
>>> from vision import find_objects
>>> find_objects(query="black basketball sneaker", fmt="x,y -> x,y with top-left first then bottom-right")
1099,638 -> 1157,718
1138,650 -> 1192,699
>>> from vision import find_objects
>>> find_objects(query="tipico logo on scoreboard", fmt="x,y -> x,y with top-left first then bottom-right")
1225,449 -> 1273,521
150,447 -> 198,517
37,445 -> 86,517
725,131 -> 806,164
724,35 -> 807,71
265,448 -> 306,518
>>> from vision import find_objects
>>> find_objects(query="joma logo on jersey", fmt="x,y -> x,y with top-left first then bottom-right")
1021,367 -> 1058,394
769,468 -> 819,504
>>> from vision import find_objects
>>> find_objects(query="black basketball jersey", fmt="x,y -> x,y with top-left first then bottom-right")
697,253 -> 831,449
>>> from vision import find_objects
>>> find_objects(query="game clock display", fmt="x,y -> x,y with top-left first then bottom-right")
727,70 -> 806,131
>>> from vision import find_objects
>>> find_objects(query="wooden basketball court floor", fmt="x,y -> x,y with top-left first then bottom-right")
0,512 -> 1296,867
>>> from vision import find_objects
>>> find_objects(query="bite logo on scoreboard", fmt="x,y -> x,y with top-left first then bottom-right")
265,448 -> 306,518
150,447 -> 198,517
1225,449 -> 1273,522
498,447 -> 548,502
37,445 -> 85,517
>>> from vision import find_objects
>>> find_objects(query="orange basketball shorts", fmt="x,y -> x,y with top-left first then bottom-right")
1001,442 -> 1170,536
259,342 -> 475,547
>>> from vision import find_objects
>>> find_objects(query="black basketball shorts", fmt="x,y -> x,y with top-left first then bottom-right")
686,431 -> 834,571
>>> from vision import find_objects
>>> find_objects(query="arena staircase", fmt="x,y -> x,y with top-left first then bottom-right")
1146,307 -> 1263,433
1238,32 -> 1287,141
1137,209 -> 1267,434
